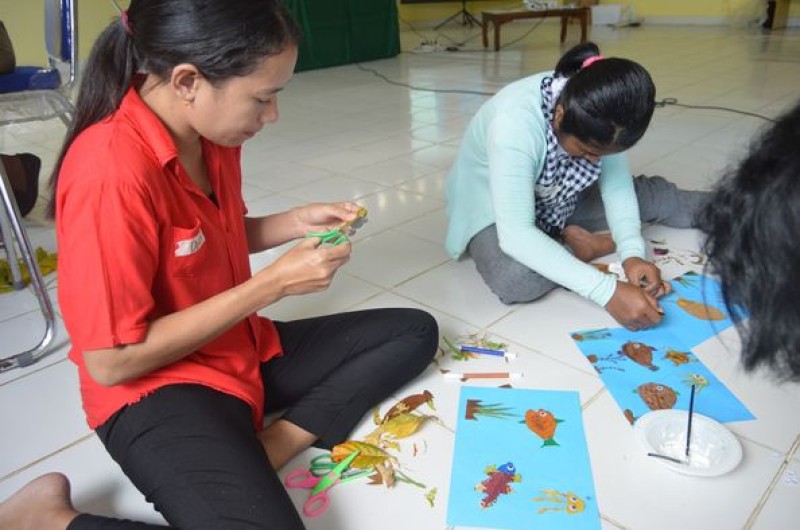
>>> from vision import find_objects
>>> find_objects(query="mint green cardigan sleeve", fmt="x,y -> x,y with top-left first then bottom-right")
598,153 -> 646,262
444,72 -> 646,308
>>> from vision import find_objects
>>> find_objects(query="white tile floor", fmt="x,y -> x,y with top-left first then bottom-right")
2,21 -> 800,530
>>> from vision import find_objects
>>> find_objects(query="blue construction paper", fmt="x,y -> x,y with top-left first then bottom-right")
657,271 -> 743,348
447,387 -> 600,530
571,326 -> 754,424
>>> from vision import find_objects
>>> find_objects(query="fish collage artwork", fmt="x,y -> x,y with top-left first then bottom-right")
447,386 -> 601,530
570,272 -> 754,425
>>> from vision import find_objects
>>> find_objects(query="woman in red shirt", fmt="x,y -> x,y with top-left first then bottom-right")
0,1 -> 437,528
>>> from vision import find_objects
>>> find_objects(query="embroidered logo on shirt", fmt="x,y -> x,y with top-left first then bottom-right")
174,229 -> 206,257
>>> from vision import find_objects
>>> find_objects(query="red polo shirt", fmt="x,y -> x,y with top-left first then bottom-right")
56,87 -> 282,430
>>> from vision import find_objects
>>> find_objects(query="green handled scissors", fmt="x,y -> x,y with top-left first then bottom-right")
304,206 -> 368,247
306,453 -> 373,489
305,228 -> 350,247
284,450 -> 372,517
310,450 -> 365,495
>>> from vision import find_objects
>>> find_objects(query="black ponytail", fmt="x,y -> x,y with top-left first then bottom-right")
554,42 -> 601,78
554,42 -> 655,150
48,0 -> 301,218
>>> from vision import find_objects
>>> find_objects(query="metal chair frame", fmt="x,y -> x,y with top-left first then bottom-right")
0,164 -> 56,372
0,0 -> 77,371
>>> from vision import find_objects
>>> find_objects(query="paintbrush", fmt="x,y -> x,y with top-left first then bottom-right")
686,383 -> 696,461
647,385 -> 697,466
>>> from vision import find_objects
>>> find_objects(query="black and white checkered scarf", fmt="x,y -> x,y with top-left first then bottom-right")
535,75 -> 602,238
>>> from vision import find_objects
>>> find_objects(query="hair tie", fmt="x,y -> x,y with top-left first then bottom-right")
120,10 -> 133,36
581,55 -> 604,69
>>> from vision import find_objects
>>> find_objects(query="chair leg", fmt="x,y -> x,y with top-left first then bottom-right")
0,162 -> 57,371
0,202 -> 25,290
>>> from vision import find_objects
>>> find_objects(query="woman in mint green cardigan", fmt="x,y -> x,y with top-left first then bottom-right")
445,42 -> 706,331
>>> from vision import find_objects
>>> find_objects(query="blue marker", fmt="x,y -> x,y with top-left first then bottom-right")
459,345 -> 506,357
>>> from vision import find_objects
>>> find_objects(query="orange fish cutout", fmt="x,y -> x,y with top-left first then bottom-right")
524,409 -> 563,447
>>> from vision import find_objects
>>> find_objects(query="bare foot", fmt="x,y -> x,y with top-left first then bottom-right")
0,473 -> 79,530
562,225 -> 616,262
257,419 -> 316,471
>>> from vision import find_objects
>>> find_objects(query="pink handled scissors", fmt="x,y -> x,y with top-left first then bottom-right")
284,450 -> 364,517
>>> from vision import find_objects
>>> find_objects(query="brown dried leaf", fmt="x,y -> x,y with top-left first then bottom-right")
382,390 -> 435,423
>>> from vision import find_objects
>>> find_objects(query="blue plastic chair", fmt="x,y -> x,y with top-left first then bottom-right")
0,0 -> 77,127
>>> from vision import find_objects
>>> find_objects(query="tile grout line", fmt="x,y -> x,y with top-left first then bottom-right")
0,356 -> 71,388
0,431 -> 95,483
742,434 -> 800,530
600,513 -> 631,530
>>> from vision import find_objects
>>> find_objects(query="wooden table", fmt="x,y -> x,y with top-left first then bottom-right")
482,7 -> 590,51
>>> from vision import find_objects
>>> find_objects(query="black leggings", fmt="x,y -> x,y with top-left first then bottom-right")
68,308 -> 438,530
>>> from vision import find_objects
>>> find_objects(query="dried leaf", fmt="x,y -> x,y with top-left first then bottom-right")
331,440 -> 390,469
375,462 -> 395,488
377,412 -> 429,439
676,297 -> 727,321
382,390 -> 435,422
442,335 -> 474,361
425,487 -> 438,507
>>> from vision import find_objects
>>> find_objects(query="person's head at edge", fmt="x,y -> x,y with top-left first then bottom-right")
47,0 -> 302,217
553,42 -> 656,164
697,101 -> 800,381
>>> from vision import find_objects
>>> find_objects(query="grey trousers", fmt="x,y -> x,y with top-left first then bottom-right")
467,175 -> 709,304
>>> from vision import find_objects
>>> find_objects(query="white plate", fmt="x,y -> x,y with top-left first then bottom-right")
634,409 -> 743,477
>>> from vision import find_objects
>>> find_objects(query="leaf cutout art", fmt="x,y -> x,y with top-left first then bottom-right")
331,440 -> 390,469
676,297 -> 726,321
365,412 -> 430,445
382,390 -> 435,423
465,399 -> 516,420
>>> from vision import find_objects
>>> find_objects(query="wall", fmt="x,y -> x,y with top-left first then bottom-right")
398,1 -> 521,23
2,0 -> 798,64
617,0 -> 797,24
1,0 -> 121,65
396,0 -> 800,26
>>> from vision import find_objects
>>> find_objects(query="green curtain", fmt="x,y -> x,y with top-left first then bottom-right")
284,0 -> 400,72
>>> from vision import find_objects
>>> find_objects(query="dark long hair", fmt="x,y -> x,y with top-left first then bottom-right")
698,101 -> 800,381
554,42 -> 655,149
47,0 -> 301,217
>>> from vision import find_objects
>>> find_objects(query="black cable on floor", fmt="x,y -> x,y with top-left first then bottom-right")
355,64 -> 779,122
655,97 -> 776,122
355,63 -> 496,96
